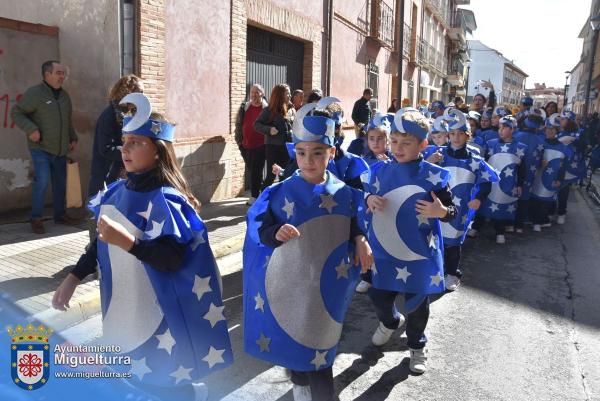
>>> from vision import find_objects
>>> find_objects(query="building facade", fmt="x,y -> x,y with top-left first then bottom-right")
0,0 -> 474,213
525,83 -> 565,110
466,40 -> 527,107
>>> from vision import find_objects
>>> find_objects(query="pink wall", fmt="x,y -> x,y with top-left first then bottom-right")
268,0 -> 323,26
165,0 -> 231,140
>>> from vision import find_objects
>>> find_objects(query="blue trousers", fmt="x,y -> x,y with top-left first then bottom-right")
30,148 -> 66,220
368,288 -> 429,349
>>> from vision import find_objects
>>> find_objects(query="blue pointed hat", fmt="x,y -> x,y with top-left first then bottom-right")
431,116 -> 450,133
120,93 -> 175,142
443,108 -> 469,132
292,102 -> 336,146
366,112 -> 393,133
392,107 -> 430,140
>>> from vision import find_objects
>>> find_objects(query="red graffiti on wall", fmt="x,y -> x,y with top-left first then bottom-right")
1,93 -> 23,129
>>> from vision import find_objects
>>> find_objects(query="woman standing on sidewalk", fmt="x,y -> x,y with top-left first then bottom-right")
254,84 -> 295,189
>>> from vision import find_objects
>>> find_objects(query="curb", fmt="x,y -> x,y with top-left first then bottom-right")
35,232 -> 246,333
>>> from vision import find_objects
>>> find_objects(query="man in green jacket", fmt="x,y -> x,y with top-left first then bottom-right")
11,60 -> 79,234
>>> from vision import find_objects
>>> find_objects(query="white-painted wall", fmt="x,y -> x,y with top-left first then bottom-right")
466,40 -> 504,102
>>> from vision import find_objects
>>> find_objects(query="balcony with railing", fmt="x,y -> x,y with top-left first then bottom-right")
448,12 -> 467,44
424,0 -> 450,28
402,22 -> 412,60
415,36 -> 447,76
447,56 -> 466,86
368,0 -> 395,48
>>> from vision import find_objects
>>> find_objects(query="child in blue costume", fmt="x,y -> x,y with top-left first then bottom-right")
481,107 -> 501,143
530,115 -> 573,231
429,109 -> 499,291
243,103 -> 373,401
552,110 -> 584,225
362,112 -> 394,166
363,108 -> 458,374
513,113 -> 545,232
473,116 -> 527,244
52,94 -> 232,401
423,115 -> 450,162
279,97 -> 368,189
466,110 -> 483,151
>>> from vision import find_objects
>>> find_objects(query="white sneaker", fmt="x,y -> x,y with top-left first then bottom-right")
533,224 -> 541,232
467,228 -> 478,238
445,275 -> 461,291
409,348 -> 427,374
505,225 -> 515,233
515,228 -> 524,234
355,280 -> 371,293
372,317 -> 404,346
192,383 -> 209,401
496,234 -> 506,244
292,384 -> 312,401
541,222 -> 552,228
246,197 -> 256,206
557,215 -> 566,225
267,366 -> 291,383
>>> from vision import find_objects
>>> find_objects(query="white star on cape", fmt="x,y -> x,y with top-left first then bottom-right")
335,259 -> 351,279
282,198 -> 294,220
155,328 -> 176,355
170,365 -> 193,384
461,214 -> 468,224
395,266 -> 412,283
500,144 -> 510,152
416,213 -> 429,227
191,229 -> 206,251
546,167 -> 554,175
490,203 -> 500,212
256,333 -> 271,352
504,167 -> 514,177
571,162 -> 578,169
310,350 -> 328,370
481,171 -> 491,181
202,346 -> 225,369
319,194 -> 338,214
129,357 -> 152,380
530,165 -> 537,172
516,148 -> 525,158
537,144 -> 544,151
428,232 -> 437,249
469,159 -> 480,171
373,177 -> 381,193
430,273 -> 443,287
426,171 -> 443,186
254,292 -> 265,312
137,201 -> 153,220
507,204 -> 516,213
145,219 -> 164,239
203,303 -> 226,328
453,196 -> 462,206
192,275 -> 212,301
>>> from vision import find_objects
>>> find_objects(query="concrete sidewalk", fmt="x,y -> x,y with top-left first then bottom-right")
0,196 -> 250,332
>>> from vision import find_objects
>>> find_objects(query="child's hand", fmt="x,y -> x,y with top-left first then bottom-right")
552,180 -> 561,188
269,127 -> 279,136
467,199 -> 481,210
376,153 -> 389,161
354,235 -> 374,274
98,215 -> 135,251
275,224 -> 300,243
272,163 -> 282,176
366,195 -> 387,212
415,192 -> 448,219
52,273 -> 80,311
426,152 -> 443,164
515,186 -> 523,197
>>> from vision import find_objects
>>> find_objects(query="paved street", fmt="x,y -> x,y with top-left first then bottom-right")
201,187 -> 600,401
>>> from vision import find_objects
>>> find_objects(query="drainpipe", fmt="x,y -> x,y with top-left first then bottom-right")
397,0 -> 405,100
326,0 -> 334,95
416,3 -> 425,104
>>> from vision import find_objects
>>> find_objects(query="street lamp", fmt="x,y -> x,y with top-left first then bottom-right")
582,15 -> 600,123
563,70 -> 571,109
464,59 -> 472,103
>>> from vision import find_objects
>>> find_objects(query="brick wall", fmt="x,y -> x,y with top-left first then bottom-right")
138,0 -> 166,113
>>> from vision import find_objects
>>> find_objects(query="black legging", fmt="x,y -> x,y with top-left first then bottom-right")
263,144 -> 290,189
246,145 -> 266,198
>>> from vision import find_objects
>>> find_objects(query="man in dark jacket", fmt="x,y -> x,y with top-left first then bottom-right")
352,88 -> 373,134
11,60 -> 79,234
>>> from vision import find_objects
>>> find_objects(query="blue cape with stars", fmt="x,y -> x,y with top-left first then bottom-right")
481,139 -> 527,220
530,141 -> 573,201
361,159 -> 450,296
88,180 -> 232,386
514,130 -> 545,200
243,171 -> 363,372
438,147 -> 499,246
558,131 -> 587,187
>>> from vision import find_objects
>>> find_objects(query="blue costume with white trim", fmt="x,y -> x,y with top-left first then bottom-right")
530,141 -> 572,201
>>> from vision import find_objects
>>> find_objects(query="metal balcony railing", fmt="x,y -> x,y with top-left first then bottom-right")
368,0 -> 394,48
402,22 -> 412,59
424,0 -> 450,27
417,36 -> 427,65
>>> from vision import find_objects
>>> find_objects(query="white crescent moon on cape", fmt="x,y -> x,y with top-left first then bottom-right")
441,222 -> 464,240
119,93 -> 152,132
292,103 -> 322,142
265,214 -> 350,350
532,149 -> 563,198
99,205 -> 164,353
440,166 -> 474,239
488,152 -> 520,204
372,185 -> 428,261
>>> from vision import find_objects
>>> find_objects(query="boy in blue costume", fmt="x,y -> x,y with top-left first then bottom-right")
243,104 -> 373,401
362,108 -> 458,373
53,94 -> 232,401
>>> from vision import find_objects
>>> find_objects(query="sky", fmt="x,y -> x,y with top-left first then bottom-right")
461,0 -> 591,88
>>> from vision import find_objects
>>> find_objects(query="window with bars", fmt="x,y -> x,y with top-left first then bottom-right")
367,61 -> 379,109
120,0 -> 137,76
